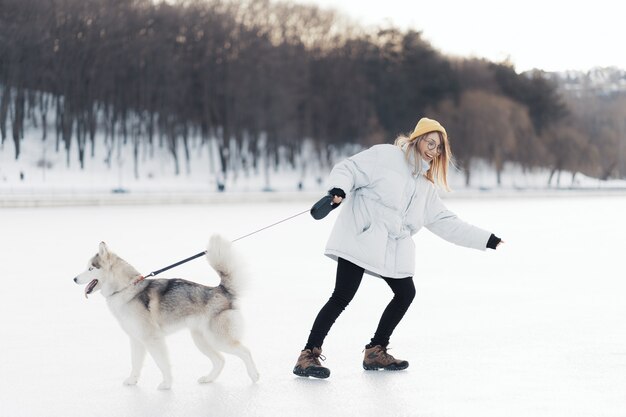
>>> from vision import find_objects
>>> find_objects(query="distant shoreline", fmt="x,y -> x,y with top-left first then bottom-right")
2,188 -> 626,208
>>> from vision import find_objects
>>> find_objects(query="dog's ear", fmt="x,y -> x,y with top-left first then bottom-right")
99,241 -> 109,258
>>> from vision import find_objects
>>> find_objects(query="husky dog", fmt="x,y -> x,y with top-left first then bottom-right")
73,234 -> 259,390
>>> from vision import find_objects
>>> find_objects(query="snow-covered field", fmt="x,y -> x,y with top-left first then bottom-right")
1,195 -> 625,417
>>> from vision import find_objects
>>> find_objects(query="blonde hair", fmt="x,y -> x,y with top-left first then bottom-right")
394,131 -> 453,191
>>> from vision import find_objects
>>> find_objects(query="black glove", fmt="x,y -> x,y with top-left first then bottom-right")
486,234 -> 502,250
310,188 -> 346,220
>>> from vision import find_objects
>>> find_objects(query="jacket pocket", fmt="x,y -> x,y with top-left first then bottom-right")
353,222 -> 386,268
352,194 -> 372,234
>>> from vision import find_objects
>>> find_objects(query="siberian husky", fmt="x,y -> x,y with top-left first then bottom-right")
73,234 -> 259,389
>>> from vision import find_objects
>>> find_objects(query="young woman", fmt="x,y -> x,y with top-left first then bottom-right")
294,117 -> 503,379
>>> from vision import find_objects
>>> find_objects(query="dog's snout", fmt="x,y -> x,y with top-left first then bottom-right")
73,277 -> 78,283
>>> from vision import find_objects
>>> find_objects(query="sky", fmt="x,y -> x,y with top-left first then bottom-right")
293,0 -> 624,73
1,197 -> 626,417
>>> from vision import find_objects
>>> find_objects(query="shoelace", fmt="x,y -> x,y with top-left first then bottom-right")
379,348 -> 395,361
365,346 -> 396,361
307,351 -> 326,365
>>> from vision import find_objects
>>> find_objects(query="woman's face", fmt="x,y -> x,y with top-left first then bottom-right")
417,132 -> 443,163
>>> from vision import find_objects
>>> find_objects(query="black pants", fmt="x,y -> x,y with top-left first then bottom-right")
305,258 -> 416,350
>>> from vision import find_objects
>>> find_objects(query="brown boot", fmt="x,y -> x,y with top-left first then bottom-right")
293,347 -> 331,379
363,345 -> 409,371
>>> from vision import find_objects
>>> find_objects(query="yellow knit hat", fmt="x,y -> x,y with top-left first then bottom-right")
409,117 -> 447,142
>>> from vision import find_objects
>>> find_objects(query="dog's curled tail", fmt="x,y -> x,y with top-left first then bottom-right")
207,234 -> 247,295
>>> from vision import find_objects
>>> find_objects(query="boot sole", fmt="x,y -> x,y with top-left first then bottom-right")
293,366 -> 331,379
363,362 -> 409,371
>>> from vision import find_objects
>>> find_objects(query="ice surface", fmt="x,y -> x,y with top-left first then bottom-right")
1,196 -> 625,417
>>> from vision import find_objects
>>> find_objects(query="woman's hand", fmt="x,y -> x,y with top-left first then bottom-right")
329,187 -> 346,206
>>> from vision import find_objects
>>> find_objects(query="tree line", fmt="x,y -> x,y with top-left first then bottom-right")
1,0 -> 623,188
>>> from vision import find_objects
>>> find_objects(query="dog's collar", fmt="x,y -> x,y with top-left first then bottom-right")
109,275 -> 145,297
132,275 -> 145,285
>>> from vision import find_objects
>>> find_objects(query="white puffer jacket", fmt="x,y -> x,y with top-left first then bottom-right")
324,144 -> 492,278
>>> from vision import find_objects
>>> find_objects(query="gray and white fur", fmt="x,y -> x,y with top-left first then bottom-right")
73,234 -> 259,389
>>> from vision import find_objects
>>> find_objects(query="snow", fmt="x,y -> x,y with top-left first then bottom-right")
1,195 -> 626,417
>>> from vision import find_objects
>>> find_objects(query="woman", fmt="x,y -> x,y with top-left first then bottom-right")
293,117 -> 503,379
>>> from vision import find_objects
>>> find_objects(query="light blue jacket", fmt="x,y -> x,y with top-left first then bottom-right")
324,144 -> 491,278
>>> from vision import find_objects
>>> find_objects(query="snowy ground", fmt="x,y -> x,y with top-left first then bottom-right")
1,195 -> 626,417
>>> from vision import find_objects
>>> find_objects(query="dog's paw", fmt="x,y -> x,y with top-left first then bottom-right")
249,370 -> 260,383
197,374 -> 217,384
157,380 -> 172,390
123,376 -> 139,386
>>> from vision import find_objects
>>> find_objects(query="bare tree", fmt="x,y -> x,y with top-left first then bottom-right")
544,122 -> 595,187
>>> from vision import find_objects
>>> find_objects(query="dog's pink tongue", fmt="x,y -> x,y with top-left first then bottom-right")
85,279 -> 98,299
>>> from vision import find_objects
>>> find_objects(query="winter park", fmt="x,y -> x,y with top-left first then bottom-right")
2,1 -> 626,417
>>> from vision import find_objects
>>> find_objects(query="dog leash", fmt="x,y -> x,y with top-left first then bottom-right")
136,208 -> 310,282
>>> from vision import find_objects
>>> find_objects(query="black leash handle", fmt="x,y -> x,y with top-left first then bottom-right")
144,208 -> 310,278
